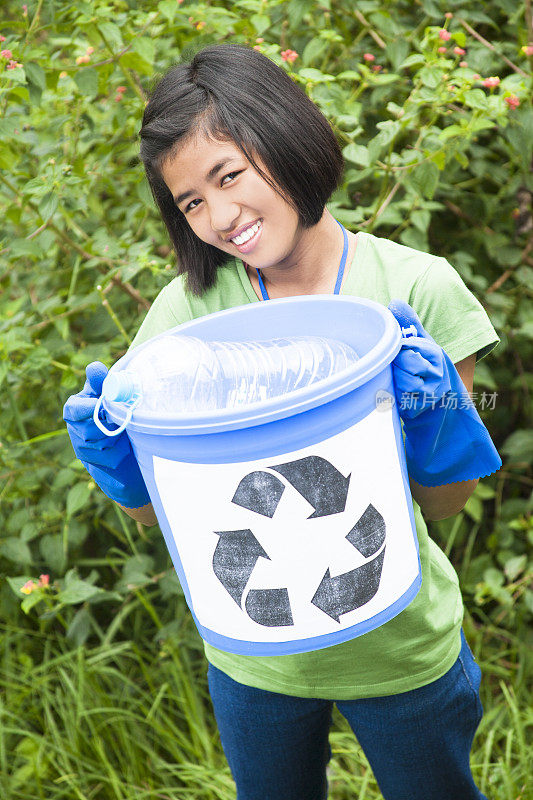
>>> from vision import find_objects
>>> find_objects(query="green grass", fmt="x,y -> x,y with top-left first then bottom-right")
0,615 -> 531,800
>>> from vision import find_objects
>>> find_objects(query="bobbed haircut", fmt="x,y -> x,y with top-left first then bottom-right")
139,43 -> 345,295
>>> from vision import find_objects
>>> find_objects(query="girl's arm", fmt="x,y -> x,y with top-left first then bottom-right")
117,501 -> 159,526
408,353 -> 478,520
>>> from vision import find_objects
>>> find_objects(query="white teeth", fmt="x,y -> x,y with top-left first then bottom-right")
231,219 -> 262,245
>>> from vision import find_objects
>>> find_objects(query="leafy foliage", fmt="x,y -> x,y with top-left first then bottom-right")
0,0 -> 532,796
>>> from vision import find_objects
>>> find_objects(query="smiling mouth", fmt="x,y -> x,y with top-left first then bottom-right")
230,219 -> 263,246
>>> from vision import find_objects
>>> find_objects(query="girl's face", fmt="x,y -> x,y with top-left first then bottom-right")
160,132 -> 304,270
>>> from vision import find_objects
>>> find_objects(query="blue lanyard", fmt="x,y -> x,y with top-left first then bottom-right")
255,218 -> 348,301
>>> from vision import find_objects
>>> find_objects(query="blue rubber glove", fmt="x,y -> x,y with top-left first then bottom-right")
388,300 -> 502,487
63,362 -> 151,509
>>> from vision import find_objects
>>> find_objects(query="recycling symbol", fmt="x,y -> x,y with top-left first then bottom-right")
212,456 -> 386,628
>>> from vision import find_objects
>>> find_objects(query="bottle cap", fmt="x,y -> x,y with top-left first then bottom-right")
102,371 -> 137,403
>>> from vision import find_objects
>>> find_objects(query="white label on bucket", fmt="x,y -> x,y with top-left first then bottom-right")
152,407 -> 419,648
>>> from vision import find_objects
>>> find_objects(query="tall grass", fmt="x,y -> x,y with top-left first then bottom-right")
1,616 -> 531,799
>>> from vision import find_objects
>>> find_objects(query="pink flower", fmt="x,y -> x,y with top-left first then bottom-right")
114,94 -> 123,102
437,46 -> 447,53
21,580 -> 37,595
38,574 -> 50,587
371,64 -> 382,73
504,94 -> 520,110
281,49 -> 298,63
459,61 -> 468,68
1,49 -> 13,59
444,12 -> 453,19
472,73 -> 481,80
76,54 -> 90,65
59,70 -> 67,78
363,53 -> 375,62
522,45 -> 533,56
7,60 -> 22,69
255,38 -> 264,44
482,76 -> 500,88
454,46 -> 465,55
22,4 -> 28,17
438,29 -> 452,41
116,85 -> 126,93
0,35 -> 5,42
253,45 -> 262,52
86,46 -> 94,55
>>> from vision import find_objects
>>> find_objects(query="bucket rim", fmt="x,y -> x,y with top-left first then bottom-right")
102,295 -> 402,435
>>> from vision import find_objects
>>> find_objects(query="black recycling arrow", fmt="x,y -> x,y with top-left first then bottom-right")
270,456 -> 351,518
346,504 -> 386,558
311,547 -> 386,623
245,588 -> 294,627
232,471 -> 285,518
212,529 -> 270,606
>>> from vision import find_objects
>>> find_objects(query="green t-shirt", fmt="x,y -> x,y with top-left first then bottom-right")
130,231 -> 499,700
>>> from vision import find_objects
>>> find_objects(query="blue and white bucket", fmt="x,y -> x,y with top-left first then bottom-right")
99,296 -> 421,656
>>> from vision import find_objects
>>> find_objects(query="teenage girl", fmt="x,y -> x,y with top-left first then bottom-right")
64,43 -> 501,800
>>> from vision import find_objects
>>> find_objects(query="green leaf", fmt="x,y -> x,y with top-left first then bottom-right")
299,68 -> 335,83
59,578 -> 102,605
464,89 -> 488,111
399,54 -> 425,69
0,538 -> 33,565
9,239 -> 43,258
119,52 -> 152,76
67,482 -> 91,517
410,161 -> 440,199
66,605 -> 92,645
504,555 -> 527,581
98,22 -> 123,51
419,67 -> 441,89
25,62 -> 46,91
336,70 -> 361,82
251,14 -> 270,34
74,68 -> 99,97
40,534 -> 66,571
0,143 -> 18,170
501,430 -> 533,464
132,37 -> 155,65
302,38 -> 328,67
3,65 -> 26,84
464,494 -> 483,523
411,208 -> 431,233
342,143 -> 370,167
21,592 -> 44,615
157,0 -> 177,21
39,191 -> 58,221
386,38 -> 409,70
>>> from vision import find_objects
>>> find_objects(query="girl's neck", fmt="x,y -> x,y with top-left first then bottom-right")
245,212 -> 358,299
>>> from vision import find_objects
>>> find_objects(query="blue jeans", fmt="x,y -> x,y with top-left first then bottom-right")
207,630 -> 486,800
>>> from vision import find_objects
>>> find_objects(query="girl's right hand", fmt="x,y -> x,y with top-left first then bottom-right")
63,362 -> 151,509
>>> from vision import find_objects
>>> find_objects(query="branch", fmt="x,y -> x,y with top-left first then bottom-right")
353,9 -> 387,49
457,18 -> 529,77
360,181 -> 402,228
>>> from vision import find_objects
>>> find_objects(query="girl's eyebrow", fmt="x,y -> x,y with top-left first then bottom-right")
174,158 -> 238,205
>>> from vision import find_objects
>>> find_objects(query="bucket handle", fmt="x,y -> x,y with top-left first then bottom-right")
401,324 -> 418,339
93,394 -> 136,437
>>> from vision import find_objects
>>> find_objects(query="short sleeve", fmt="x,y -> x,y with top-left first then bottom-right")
408,257 -> 499,363
129,278 -> 193,351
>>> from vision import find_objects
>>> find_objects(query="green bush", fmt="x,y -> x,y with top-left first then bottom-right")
0,1 -> 531,797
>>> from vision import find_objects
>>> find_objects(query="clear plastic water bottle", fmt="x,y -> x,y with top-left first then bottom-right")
101,334 -> 358,414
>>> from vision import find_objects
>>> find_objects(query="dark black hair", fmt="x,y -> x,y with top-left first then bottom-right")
139,43 -> 345,295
